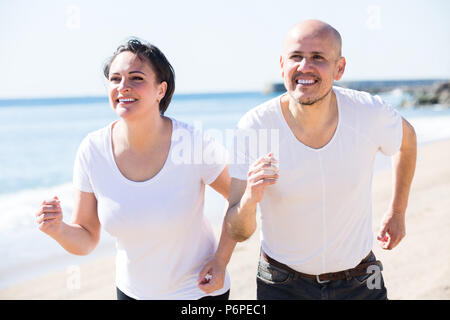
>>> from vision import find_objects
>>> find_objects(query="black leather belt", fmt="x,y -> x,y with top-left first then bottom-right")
261,250 -> 383,284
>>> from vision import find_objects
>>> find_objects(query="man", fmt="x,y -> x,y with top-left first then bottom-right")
225,20 -> 417,300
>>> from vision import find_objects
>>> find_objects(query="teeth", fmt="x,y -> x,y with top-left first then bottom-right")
297,79 -> 315,84
118,98 -> 136,102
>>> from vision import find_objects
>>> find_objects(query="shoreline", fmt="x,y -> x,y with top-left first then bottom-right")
1,138 -> 450,299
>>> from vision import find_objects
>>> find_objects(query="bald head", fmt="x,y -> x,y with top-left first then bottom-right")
280,20 -> 346,106
284,20 -> 342,59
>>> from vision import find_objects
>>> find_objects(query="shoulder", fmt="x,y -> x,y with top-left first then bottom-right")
170,117 -> 218,149
169,117 -> 227,169
334,86 -> 390,114
170,117 -> 190,131
237,95 -> 282,129
170,117 -> 199,140
334,86 -> 402,149
76,124 -> 110,157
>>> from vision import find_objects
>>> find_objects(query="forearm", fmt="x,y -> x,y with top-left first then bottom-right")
51,222 -> 99,256
213,221 -> 238,265
390,120 -> 417,215
225,194 -> 258,242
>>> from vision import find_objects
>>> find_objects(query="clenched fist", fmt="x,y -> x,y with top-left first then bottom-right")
36,196 -> 63,237
244,152 -> 279,204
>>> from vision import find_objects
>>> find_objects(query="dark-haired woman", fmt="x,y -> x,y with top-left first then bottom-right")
35,39 -> 236,300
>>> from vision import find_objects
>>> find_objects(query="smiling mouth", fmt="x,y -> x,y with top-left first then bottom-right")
116,98 -> 137,104
295,79 -> 319,86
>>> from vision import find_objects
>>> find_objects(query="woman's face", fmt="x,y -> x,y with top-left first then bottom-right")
107,51 -> 166,120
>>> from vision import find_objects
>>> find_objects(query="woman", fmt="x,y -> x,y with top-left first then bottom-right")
35,39 -> 236,300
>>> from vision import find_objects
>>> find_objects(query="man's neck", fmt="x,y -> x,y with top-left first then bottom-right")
284,89 -> 337,131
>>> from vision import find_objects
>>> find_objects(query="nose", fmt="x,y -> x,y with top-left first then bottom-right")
296,57 -> 314,72
117,78 -> 131,93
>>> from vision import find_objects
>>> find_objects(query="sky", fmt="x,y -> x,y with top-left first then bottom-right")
0,0 -> 449,98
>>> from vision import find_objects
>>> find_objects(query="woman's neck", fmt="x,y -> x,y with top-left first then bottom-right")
114,115 -> 169,154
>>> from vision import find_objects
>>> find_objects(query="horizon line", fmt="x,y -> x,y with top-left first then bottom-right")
0,78 -> 448,103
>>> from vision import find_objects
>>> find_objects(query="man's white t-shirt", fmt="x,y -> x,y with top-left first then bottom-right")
73,117 -> 230,299
229,86 -> 403,275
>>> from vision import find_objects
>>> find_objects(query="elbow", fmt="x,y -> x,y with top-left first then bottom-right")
66,244 -> 96,256
71,250 -> 90,256
64,231 -> 99,256
232,231 -> 254,242
225,220 -> 256,242
81,237 -> 100,256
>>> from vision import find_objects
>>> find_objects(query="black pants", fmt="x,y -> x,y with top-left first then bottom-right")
257,251 -> 387,300
116,287 -> 230,300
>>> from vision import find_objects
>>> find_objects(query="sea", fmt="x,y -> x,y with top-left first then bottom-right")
1,88 -> 450,291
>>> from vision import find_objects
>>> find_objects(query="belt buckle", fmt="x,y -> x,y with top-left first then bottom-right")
316,274 -> 331,284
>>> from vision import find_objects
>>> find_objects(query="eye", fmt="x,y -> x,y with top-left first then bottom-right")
109,76 -> 121,82
290,54 -> 302,60
131,76 -> 143,81
313,55 -> 324,60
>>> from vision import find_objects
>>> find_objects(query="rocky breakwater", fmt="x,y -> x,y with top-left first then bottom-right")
403,81 -> 450,107
335,79 -> 450,108
263,79 -> 450,108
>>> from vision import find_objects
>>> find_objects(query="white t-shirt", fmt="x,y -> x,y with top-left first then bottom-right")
229,86 -> 403,275
73,117 -> 230,299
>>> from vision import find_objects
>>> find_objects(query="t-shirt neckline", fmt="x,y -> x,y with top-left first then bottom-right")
105,117 -> 175,186
276,86 -> 342,152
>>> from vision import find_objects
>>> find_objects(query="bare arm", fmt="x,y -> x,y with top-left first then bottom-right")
225,153 -> 279,242
224,178 -> 257,242
36,190 -> 101,256
390,117 -> 417,215
209,165 -> 237,266
198,166 -> 238,293
377,117 -> 417,250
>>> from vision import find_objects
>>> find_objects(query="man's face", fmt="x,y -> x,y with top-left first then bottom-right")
281,31 -> 345,105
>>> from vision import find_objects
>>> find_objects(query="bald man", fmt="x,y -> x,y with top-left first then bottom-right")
225,20 -> 417,300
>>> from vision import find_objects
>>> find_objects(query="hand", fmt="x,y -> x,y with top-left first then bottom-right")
377,210 -> 406,250
243,152 -> 279,205
36,196 -> 63,237
197,257 -> 226,295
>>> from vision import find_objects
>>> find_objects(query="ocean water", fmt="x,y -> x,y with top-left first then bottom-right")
1,89 -> 450,291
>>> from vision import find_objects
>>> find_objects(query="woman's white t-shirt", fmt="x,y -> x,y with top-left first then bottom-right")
73,117 -> 230,299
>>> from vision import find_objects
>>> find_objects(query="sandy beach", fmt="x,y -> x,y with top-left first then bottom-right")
1,138 -> 449,300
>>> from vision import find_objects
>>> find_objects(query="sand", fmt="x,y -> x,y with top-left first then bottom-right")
1,139 -> 449,300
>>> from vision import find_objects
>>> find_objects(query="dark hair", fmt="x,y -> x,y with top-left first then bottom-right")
103,38 -> 175,115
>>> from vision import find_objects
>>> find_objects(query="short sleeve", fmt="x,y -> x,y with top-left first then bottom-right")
374,98 -> 403,156
73,136 -> 94,193
199,132 -> 229,185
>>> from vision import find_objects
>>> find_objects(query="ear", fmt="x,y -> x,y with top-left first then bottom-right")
157,81 -> 167,101
280,55 -> 285,78
334,57 -> 346,81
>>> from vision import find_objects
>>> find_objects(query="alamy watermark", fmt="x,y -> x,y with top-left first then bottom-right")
366,5 -> 382,30
170,122 -> 280,166
66,265 -> 81,291
66,5 -> 81,31
366,264 -> 382,290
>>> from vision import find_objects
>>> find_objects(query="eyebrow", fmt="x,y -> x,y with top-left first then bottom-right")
289,51 -> 326,55
110,71 -> 146,76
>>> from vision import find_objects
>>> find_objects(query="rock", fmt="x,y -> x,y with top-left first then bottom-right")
404,81 -> 450,107
436,82 -> 450,106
